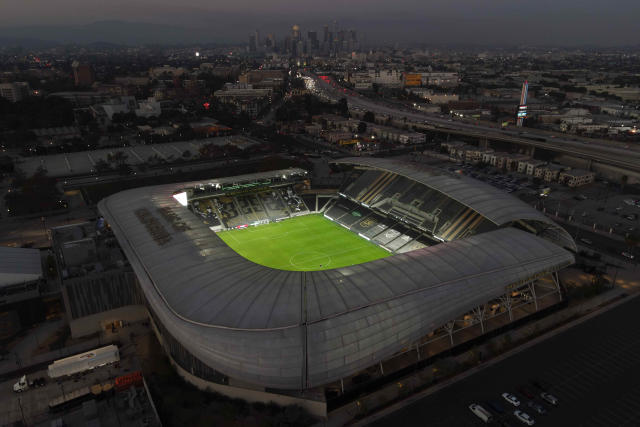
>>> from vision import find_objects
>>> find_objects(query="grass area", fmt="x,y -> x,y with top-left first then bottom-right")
217,214 -> 389,271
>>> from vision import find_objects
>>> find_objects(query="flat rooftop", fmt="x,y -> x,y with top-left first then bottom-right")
16,137 -> 259,177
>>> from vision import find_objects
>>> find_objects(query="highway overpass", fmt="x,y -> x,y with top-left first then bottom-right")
305,73 -> 640,177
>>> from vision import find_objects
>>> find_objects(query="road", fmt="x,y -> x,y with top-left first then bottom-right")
559,221 -> 637,263
370,294 -> 640,427
304,73 -> 640,174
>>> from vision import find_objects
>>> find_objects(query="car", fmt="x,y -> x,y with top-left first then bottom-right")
514,410 -> 535,425
469,404 -> 493,423
502,392 -> 520,407
527,401 -> 547,415
517,387 -> 535,399
622,252 -> 635,260
540,392 -> 558,405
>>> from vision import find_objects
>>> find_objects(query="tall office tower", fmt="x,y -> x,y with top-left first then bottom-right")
308,31 -> 319,51
265,34 -> 275,49
292,24 -> 301,41
254,30 -> 260,49
323,25 -> 329,43
248,34 -> 257,52
284,36 -> 292,54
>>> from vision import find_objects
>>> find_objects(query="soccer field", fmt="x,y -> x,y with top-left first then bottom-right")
217,214 -> 390,271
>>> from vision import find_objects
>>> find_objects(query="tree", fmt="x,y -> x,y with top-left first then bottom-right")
357,121 -> 367,134
363,111 -> 375,123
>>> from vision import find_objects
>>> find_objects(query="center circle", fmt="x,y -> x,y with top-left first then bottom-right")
290,251 -> 332,269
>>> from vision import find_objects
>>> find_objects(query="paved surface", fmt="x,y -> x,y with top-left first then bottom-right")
15,137 -> 258,177
369,294 -> 640,427
3,319 -> 65,367
0,323 -> 149,426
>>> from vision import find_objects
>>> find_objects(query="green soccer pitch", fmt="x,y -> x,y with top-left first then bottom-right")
217,214 -> 390,271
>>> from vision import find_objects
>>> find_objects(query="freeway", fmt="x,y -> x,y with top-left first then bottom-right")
304,73 -> 640,174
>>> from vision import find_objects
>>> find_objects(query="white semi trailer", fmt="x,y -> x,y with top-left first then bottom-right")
48,345 -> 119,378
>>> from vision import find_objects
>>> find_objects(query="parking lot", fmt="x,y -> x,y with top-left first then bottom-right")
441,160 -> 639,259
370,294 -> 640,427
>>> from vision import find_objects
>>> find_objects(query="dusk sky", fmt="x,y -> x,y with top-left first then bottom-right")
1,0 -> 639,45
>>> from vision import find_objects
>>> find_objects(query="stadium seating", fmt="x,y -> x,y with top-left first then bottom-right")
217,196 -> 246,228
343,170 -> 381,201
190,167 -> 496,254
191,199 -> 222,228
280,186 -> 309,216
235,194 -> 269,224
337,169 -> 498,245
324,199 -> 355,221
258,190 -> 289,221
386,228 -> 420,252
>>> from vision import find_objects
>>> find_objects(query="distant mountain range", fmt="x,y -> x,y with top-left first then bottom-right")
0,21 -> 235,47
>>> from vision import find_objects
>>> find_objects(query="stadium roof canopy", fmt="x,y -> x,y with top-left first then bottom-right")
333,157 -> 576,251
0,247 -> 42,288
99,166 -> 574,390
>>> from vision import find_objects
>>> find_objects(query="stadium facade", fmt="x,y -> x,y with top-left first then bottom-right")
96,158 -> 575,414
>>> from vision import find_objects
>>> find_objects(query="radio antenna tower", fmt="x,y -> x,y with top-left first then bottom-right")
516,80 -> 529,127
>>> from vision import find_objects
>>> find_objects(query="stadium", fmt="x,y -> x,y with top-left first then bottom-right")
97,157 -> 575,414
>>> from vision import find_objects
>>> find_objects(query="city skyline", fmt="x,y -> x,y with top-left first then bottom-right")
1,0 -> 639,46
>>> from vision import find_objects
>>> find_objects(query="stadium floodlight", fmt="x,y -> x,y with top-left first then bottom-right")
173,192 -> 188,207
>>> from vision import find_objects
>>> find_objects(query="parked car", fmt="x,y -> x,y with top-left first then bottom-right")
469,404 -> 493,423
514,410 -> 535,425
502,392 -> 521,407
540,392 -> 558,405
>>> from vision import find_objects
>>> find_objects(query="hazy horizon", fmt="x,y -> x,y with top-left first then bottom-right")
1,0 -> 639,46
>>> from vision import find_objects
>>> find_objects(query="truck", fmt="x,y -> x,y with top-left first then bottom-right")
12,375 -> 46,392
48,345 -> 119,379
13,375 -> 28,393
469,403 -> 493,423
